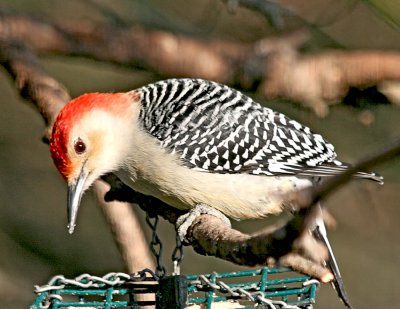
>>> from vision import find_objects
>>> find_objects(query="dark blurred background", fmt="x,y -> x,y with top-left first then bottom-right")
0,1 -> 399,308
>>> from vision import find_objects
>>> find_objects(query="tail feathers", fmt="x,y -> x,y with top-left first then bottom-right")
297,161 -> 384,185
312,205 -> 354,309
354,171 -> 383,184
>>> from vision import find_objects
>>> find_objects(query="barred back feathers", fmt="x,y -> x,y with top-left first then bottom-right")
136,78 -> 381,182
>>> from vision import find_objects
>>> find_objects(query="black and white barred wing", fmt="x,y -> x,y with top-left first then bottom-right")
138,78 -> 350,177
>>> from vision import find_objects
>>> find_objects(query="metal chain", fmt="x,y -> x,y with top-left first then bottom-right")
34,270 -> 158,294
191,274 -> 315,309
33,270 -> 158,309
172,232 -> 184,275
145,213 -> 166,277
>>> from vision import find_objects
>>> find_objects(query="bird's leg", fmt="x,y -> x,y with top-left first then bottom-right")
176,204 -> 232,242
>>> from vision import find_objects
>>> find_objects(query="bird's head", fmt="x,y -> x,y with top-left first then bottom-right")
50,91 -> 140,234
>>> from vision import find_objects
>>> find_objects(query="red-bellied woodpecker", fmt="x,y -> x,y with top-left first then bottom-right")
50,78 -> 382,308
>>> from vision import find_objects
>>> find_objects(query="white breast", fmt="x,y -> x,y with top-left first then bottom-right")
115,126 -> 312,220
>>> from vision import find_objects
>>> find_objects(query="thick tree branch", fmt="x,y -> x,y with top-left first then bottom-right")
2,13 -> 400,118
261,48 -> 400,116
0,14 -> 250,83
104,139 -> 400,281
105,181 -> 332,280
0,39 -> 69,140
106,182 -> 333,280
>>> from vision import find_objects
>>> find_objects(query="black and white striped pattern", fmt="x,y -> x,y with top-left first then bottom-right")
137,78 -> 379,180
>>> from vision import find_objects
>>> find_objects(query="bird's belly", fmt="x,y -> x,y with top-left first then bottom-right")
115,167 -> 312,220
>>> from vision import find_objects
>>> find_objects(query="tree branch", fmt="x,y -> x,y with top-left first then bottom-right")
93,181 -> 156,273
103,176 -> 330,281
104,138 -> 400,281
0,39 -> 69,140
223,0 -> 289,29
2,12 -> 400,118
261,48 -> 400,117
105,181 -> 330,279
293,138 -> 400,211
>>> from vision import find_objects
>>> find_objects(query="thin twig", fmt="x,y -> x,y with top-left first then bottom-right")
292,138 -> 400,216
311,138 -> 400,204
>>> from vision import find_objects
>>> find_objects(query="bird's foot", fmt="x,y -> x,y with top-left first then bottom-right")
176,204 -> 231,243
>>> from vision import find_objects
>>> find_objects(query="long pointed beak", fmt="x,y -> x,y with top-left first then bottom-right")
67,168 -> 88,234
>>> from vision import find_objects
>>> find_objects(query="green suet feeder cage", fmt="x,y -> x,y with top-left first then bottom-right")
31,267 -> 319,308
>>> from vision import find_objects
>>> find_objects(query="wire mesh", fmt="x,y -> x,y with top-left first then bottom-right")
186,267 -> 318,308
30,268 -> 318,309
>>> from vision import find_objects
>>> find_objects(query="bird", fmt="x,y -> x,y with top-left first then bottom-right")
50,78 -> 382,308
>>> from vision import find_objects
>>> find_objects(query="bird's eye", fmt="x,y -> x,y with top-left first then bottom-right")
74,139 -> 86,154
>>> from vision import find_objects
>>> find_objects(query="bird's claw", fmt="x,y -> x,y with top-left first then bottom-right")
176,203 -> 231,243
